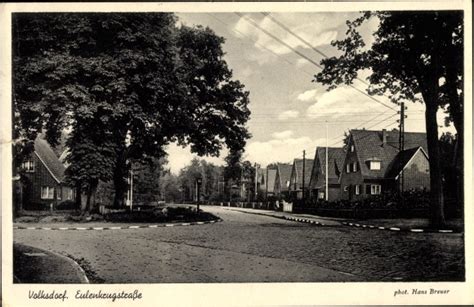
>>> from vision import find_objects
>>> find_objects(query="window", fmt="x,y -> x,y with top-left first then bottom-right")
352,162 -> 358,172
350,145 -> 354,152
318,192 -> 325,199
21,160 -> 34,172
41,186 -> 55,199
355,185 -> 360,195
67,189 -> 74,200
370,184 -> 381,195
346,164 -> 350,173
369,161 -> 381,170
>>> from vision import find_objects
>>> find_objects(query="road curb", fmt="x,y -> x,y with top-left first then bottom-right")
225,208 -> 458,234
13,218 -> 223,231
14,243 -> 89,283
340,221 -> 457,234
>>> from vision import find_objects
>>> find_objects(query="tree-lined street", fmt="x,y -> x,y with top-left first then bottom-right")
13,206 -> 464,283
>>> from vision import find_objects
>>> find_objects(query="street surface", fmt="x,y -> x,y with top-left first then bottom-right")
13,206 -> 464,282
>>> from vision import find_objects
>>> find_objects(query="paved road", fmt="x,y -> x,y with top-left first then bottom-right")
13,206 -> 464,283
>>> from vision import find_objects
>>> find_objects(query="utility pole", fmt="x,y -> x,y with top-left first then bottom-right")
254,163 -> 258,202
325,122 -> 329,201
130,168 -> 133,211
302,150 -> 306,204
397,102 -> 407,201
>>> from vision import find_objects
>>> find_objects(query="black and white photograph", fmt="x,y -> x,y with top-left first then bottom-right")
1,2 -> 472,306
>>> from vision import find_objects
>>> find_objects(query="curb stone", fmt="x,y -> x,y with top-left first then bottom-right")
226,208 -> 457,234
340,221 -> 457,234
13,218 -> 223,231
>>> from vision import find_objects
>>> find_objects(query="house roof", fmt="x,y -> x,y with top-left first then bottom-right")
314,147 -> 345,186
350,129 -> 427,179
266,169 -> 277,193
293,158 -> 314,188
277,163 -> 292,191
34,136 -> 66,183
385,147 -> 427,179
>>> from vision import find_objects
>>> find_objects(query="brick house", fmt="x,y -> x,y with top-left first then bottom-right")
340,129 -> 429,200
273,163 -> 292,198
289,158 -> 314,199
309,147 -> 345,201
20,136 -> 75,209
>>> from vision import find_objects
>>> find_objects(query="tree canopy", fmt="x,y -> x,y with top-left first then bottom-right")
13,13 -> 251,208
315,11 -> 463,227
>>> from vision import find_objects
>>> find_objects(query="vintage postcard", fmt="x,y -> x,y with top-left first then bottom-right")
1,1 -> 472,306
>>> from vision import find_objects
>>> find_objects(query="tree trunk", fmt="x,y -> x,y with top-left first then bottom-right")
85,186 -> 92,213
445,60 -> 463,214
113,160 -> 128,208
75,182 -> 82,209
424,102 -> 446,228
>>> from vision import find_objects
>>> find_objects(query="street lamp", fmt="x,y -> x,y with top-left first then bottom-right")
196,177 -> 202,213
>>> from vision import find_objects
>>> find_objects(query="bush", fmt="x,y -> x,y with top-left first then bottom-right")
103,206 -> 217,223
56,200 -> 79,210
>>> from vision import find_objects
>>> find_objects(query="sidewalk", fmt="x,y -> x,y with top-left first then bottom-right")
224,207 -> 462,232
223,207 -> 342,226
13,243 -> 89,283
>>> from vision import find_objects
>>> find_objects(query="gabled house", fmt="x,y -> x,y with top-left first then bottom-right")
309,147 -> 345,201
340,129 -> 429,200
20,136 -> 75,209
266,168 -> 278,198
274,163 -> 292,198
289,158 -> 314,199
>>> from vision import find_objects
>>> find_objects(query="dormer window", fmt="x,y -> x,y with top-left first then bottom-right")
369,161 -> 381,170
21,159 -> 35,172
366,158 -> 381,170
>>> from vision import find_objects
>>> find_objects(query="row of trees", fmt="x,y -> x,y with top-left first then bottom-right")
13,13 -> 251,211
316,11 -> 463,227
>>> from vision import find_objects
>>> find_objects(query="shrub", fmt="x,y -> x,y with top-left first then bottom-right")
56,200 -> 79,210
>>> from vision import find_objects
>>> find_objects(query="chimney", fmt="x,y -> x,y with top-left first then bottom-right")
382,129 -> 387,144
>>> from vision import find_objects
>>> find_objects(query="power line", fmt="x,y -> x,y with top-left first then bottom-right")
207,13 -> 315,77
235,13 -> 397,112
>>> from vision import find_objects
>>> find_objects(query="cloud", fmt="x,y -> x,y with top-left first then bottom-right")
239,66 -> 253,78
306,86 -> 389,119
296,58 -> 310,67
278,110 -> 299,120
272,130 -> 294,139
246,135 -> 325,167
297,89 -> 318,102
234,13 -> 340,58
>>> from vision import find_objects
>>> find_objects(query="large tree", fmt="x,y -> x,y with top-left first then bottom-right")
315,11 -> 463,227
13,13 -> 250,208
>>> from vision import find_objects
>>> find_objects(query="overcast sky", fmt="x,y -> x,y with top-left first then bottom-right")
165,12 -> 455,174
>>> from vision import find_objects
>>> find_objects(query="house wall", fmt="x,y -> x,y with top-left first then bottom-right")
400,150 -> 430,191
22,153 -> 61,207
339,141 -> 365,200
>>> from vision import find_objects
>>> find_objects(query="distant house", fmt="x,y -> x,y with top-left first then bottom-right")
289,158 -> 314,199
256,167 -> 267,196
309,147 -> 345,201
266,168 -> 278,198
20,136 -> 75,209
274,163 -> 292,198
340,129 -> 429,200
